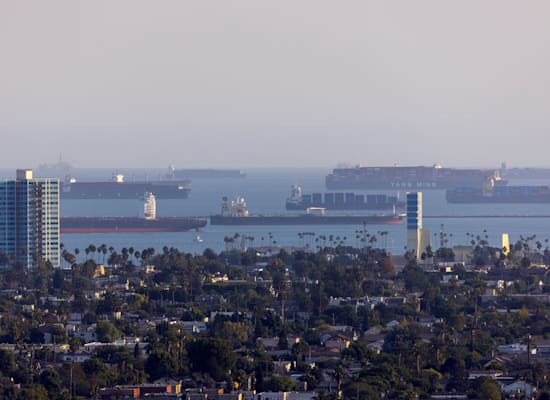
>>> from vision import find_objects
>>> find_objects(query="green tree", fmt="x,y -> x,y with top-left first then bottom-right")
209,318 -> 249,348
187,338 -> 236,381
264,375 -> 297,391
0,349 -> 16,375
38,369 -> 63,399
18,384 -> 48,400
0,376 -> 17,399
145,349 -> 178,381
96,320 -> 122,343
469,377 -> 501,400
82,357 -> 109,376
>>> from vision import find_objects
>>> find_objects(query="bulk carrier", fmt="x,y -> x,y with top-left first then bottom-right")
61,193 -> 206,233
210,196 -> 403,226
61,174 -> 191,199
325,164 -> 500,190
286,185 -> 404,211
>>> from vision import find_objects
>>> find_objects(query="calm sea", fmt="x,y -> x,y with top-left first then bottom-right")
5,168 -> 550,259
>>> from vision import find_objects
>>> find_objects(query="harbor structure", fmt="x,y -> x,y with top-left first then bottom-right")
0,169 -> 60,268
406,192 -> 430,260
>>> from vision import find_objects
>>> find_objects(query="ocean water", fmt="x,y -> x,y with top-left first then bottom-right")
5,168 -> 550,258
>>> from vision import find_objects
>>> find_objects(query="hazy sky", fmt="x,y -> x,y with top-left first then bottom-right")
1,1 -> 549,169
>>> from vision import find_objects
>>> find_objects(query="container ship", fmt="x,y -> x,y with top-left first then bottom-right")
210,196 -> 403,226
286,185 -> 404,211
61,193 -> 207,233
167,166 -> 246,179
325,164 -> 500,190
61,174 -> 191,199
446,185 -> 550,203
499,162 -> 550,180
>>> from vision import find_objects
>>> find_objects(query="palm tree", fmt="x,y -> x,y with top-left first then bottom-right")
87,244 -> 97,262
68,337 -> 82,397
121,248 -> 129,264
223,236 -> 235,251
297,232 -> 304,248
61,249 -> 67,268
63,251 -> 76,267
99,244 -> 108,264
134,251 -> 141,266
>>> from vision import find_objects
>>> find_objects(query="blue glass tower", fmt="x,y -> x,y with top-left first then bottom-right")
406,192 -> 422,232
0,170 -> 60,268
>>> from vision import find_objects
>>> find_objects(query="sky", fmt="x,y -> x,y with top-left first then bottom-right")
1,1 -> 549,169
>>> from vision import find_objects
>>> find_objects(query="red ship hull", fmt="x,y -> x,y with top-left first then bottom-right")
60,216 -> 207,234
61,227 -> 204,233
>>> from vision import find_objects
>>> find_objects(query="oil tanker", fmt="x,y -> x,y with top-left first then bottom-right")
285,185 -> 404,211
61,174 -> 191,199
326,164 -> 500,190
61,193 -> 206,233
210,196 -> 403,226
167,166 -> 246,179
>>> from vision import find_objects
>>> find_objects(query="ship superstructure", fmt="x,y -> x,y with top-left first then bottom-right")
144,192 -> 156,219
221,195 -> 249,217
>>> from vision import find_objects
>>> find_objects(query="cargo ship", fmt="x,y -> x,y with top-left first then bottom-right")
325,164 -> 500,190
61,174 -> 191,199
167,166 -> 246,179
285,185 -> 404,211
36,157 -> 73,179
210,196 -> 403,226
446,185 -> 550,203
61,193 -> 207,233
499,162 -> 550,180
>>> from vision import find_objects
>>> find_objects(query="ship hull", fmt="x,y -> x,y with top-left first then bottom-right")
61,217 -> 207,233
209,215 -> 402,226
61,181 -> 191,199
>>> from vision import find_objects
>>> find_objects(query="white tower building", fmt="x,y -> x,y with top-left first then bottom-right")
406,192 -> 430,260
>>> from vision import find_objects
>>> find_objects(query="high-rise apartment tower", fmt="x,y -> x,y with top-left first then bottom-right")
0,170 -> 60,268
